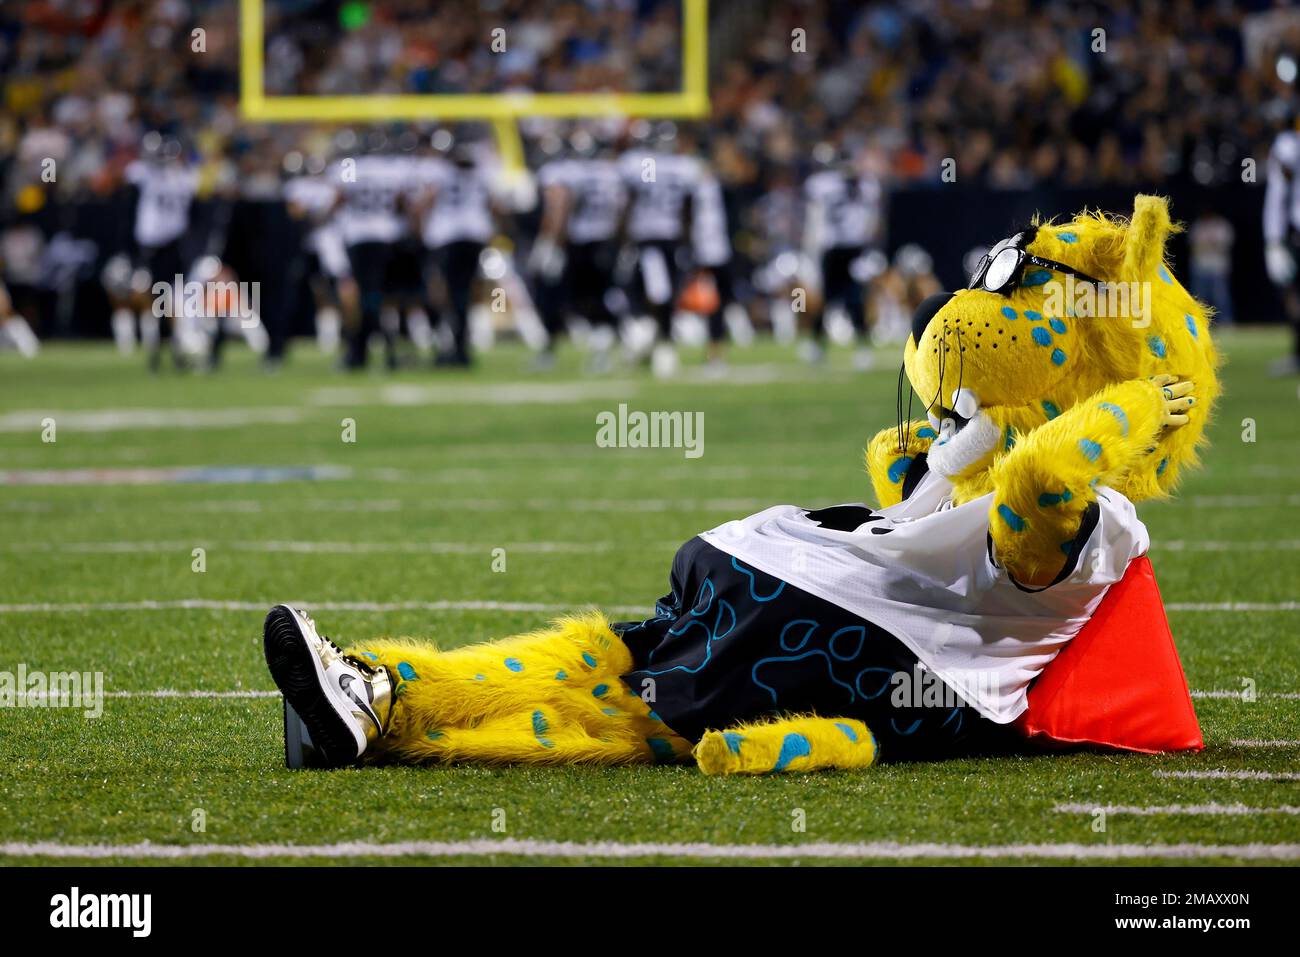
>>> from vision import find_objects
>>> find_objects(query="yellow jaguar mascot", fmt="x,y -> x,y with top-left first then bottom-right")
263,195 -> 1219,774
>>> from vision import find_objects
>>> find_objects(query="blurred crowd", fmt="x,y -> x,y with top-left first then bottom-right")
0,0 -> 1298,363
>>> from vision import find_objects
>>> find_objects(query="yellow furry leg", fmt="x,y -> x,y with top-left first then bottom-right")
693,715 -> 877,775
347,612 -> 692,766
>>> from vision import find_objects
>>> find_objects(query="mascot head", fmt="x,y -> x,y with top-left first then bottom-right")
903,194 -> 1221,503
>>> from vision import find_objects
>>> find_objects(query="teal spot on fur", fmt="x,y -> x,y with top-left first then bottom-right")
1038,489 -> 1074,507
1058,231 -> 1078,243
581,652 -> 597,668
917,426 -> 938,440
1049,317 -> 1067,334
592,683 -> 609,698
1147,335 -> 1167,358
888,456 -> 913,483
1001,306 -> 1018,320
1024,310 -> 1042,321
602,707 -> 619,716
1023,269 -> 1051,286
648,710 -> 662,721
554,670 -> 567,680
1157,457 -> 1169,476
397,661 -> 419,681
427,730 -> 445,741
1185,314 -> 1198,338
360,652 -> 378,662
1003,425 -> 1016,451
997,504 -> 1027,532
1051,348 -> 1067,366
723,732 -> 745,754
1042,400 -> 1061,420
1158,264 -> 1173,284
474,673 -> 485,681
504,657 -> 523,672
834,722 -> 859,743
1078,439 -> 1102,462
1031,327 -> 1053,346
1060,540 -> 1075,555
1099,402 -> 1129,435
774,733 -> 812,771
647,737 -> 675,762
532,711 -> 554,748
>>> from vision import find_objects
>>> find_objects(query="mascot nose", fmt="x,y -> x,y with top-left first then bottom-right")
911,291 -> 954,346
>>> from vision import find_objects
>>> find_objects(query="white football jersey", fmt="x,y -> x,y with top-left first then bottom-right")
620,151 -> 702,243
420,159 -> 493,248
700,470 -> 1149,724
127,161 -> 198,248
284,175 -> 349,278
691,173 -> 731,266
331,155 -> 412,246
804,169 -> 882,252
555,158 -> 625,245
1264,130 -> 1300,244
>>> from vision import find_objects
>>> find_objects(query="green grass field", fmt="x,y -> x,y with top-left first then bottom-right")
1,331 -> 1297,866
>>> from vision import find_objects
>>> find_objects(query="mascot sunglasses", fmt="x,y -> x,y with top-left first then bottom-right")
968,227 -> 1104,295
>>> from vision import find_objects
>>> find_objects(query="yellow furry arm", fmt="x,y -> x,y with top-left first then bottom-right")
988,378 -> 1167,585
866,421 -> 936,507
693,715 -> 877,775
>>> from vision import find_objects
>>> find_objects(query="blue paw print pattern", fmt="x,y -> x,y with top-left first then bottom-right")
1158,264 -> 1173,284
504,657 -> 524,672
1147,335 -> 1167,359
397,661 -> 419,681
1038,488 -> 1073,507
1185,314 -> 1198,339
834,722 -> 859,743
887,456 -> 912,484
731,557 -> 786,602
1042,400 -> 1061,420
1024,310 -> 1042,321
917,426 -> 938,440
752,620 -> 895,707
997,503 -> 1026,532
532,710 -> 555,749
773,733 -> 811,771
644,575 -> 737,675
1079,438 -> 1103,462
1057,231 -> 1078,244
722,731 -> 745,754
647,737 -> 676,763
1001,306 -> 1018,320
1029,320 -> 1068,366
1099,402 -> 1129,435
1022,269 -> 1052,287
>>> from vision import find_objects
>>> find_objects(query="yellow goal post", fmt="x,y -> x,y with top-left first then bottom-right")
238,0 -> 711,171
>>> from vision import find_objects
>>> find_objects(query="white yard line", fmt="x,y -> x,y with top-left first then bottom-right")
1054,802 -> 1300,816
1,839 -> 1297,862
1153,770 -> 1300,781
1229,739 -> 1300,748
0,599 -> 650,617
1192,690 -> 1300,700
0,407 -> 306,433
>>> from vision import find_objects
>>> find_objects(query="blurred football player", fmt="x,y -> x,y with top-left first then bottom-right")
1263,120 -> 1300,376
618,122 -> 702,378
801,145 -> 883,370
126,131 -> 199,371
415,132 -> 497,368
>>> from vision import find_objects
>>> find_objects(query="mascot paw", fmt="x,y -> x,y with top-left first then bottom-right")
693,716 -> 877,775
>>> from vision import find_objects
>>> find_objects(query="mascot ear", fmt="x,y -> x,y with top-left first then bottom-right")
1122,194 -> 1173,280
